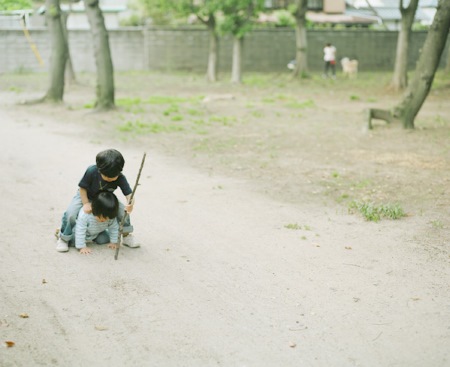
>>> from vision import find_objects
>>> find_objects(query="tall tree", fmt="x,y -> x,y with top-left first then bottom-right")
179,1 -> 222,82
391,0 -> 419,91
60,10 -> 76,84
446,45 -> 450,73
84,0 -> 115,110
290,0 -> 308,78
135,0 -> 221,81
369,0 -> 450,129
44,0 -> 68,102
220,0 -> 264,83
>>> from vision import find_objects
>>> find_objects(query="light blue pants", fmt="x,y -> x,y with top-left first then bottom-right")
59,190 -> 133,242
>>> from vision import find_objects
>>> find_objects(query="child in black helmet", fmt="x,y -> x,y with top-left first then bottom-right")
56,149 -> 139,252
71,191 -> 120,255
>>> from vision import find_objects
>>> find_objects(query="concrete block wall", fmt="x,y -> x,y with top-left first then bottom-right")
0,27 -> 447,74
0,27 -> 144,74
144,27 -> 439,72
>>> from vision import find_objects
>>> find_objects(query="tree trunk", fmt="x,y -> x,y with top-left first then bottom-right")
394,0 -> 450,128
446,42 -> 450,73
44,0 -> 67,102
61,11 -> 76,85
84,0 -> 115,110
292,0 -> 308,78
391,0 -> 419,91
206,16 -> 218,82
231,36 -> 243,84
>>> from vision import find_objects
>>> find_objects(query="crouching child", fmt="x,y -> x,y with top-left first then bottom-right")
57,191 -> 120,255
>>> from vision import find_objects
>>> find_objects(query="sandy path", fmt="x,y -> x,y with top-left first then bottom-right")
0,102 -> 449,367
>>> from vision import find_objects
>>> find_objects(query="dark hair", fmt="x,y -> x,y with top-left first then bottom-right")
96,149 -> 125,178
91,191 -> 119,219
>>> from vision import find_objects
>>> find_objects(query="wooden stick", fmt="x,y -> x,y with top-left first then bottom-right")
115,152 -> 147,260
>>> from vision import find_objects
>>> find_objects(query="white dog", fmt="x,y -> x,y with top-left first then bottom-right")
341,57 -> 358,78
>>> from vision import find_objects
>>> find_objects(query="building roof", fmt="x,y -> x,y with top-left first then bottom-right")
306,11 -> 378,25
345,0 -> 437,26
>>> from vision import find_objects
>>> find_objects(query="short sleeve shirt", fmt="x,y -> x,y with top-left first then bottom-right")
79,165 -> 132,200
323,45 -> 336,62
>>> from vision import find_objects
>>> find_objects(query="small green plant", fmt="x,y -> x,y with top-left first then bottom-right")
187,108 -> 203,116
146,96 -> 188,105
284,223 -> 311,231
430,220 -> 444,229
116,97 -> 145,113
285,223 -> 302,230
285,99 -> 315,109
170,115 -> 183,121
209,115 -> 236,126
350,95 -> 360,101
261,97 -> 275,104
83,101 -> 95,109
353,179 -> 372,189
251,110 -> 264,118
349,201 -> 406,222
163,104 -> 179,116
8,86 -> 22,93
117,120 -> 184,134
116,97 -> 142,107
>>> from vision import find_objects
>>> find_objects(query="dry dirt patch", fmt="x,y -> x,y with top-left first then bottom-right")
2,70 -> 450,246
1,70 -> 450,366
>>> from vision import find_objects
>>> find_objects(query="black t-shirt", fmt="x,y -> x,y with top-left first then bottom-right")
79,165 -> 132,200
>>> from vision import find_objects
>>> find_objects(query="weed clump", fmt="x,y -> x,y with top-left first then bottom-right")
348,201 -> 406,222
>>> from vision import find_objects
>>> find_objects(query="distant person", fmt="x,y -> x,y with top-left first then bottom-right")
56,149 -> 139,252
287,59 -> 296,70
323,43 -> 337,79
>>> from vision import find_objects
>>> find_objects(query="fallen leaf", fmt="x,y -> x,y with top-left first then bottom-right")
95,325 -> 108,331
345,246 -> 352,250
4,341 -> 15,348
19,313 -> 29,318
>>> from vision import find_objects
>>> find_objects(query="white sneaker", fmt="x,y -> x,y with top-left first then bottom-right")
122,234 -> 140,248
56,238 -> 69,252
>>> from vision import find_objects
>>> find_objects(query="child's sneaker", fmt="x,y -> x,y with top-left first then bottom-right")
56,238 -> 69,252
122,234 -> 140,248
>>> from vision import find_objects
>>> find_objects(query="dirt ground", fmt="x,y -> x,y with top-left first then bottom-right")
0,71 -> 449,367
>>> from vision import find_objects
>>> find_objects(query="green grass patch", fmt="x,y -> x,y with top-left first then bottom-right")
8,86 -> 22,93
285,99 -> 315,109
170,115 -> 183,121
163,104 -> 179,115
251,110 -> 264,118
209,115 -> 237,126
116,97 -> 142,107
146,95 -> 190,105
430,220 -> 444,229
348,201 -> 406,222
261,97 -> 276,104
117,120 -> 184,134
284,223 -> 311,230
